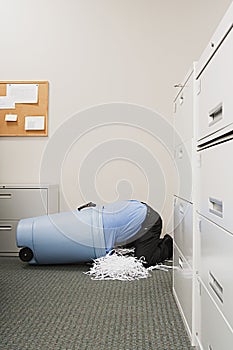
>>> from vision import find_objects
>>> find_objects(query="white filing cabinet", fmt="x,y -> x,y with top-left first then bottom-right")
173,65 -> 196,345
195,3 -> 233,349
0,184 -> 59,256
173,2 -> 233,349
173,68 -> 194,204
196,277 -> 233,350
173,243 -> 193,335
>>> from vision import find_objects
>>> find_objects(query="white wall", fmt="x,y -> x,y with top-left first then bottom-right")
0,0 -> 232,233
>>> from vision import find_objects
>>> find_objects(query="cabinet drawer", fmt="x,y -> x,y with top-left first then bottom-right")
0,221 -> 18,253
196,279 -> 233,350
197,215 -> 233,327
0,188 -> 48,219
174,70 -> 194,147
196,4 -> 233,78
174,139 -> 193,203
173,243 -> 193,336
197,27 -> 233,142
197,139 -> 233,233
174,197 -> 193,267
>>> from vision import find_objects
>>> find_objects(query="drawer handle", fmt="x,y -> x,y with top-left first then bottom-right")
209,103 -> 223,126
0,225 -> 12,231
209,197 -> 223,218
179,94 -> 184,105
0,193 -> 12,199
209,271 -> 223,303
179,203 -> 184,215
178,256 -> 183,269
178,147 -> 183,159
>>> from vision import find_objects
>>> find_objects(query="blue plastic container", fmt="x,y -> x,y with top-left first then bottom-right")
16,207 -> 106,265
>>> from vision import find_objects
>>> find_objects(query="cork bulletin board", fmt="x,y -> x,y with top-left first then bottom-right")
0,81 -> 48,136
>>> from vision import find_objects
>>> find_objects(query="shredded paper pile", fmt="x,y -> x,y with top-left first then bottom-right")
84,249 -> 173,281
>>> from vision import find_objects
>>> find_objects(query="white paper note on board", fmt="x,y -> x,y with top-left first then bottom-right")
25,116 -> 45,130
7,84 -> 38,103
0,96 -> 15,109
5,114 -> 18,121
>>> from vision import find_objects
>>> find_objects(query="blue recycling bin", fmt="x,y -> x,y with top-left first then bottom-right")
16,207 -> 106,265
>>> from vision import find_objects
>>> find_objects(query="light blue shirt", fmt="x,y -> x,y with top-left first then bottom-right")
102,200 -> 147,252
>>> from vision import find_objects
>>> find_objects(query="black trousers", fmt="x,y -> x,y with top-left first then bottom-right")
124,203 -> 169,267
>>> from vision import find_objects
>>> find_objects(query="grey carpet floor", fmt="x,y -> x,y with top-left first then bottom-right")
0,257 -> 194,350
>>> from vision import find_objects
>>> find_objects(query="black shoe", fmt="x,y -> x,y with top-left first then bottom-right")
161,234 -> 173,260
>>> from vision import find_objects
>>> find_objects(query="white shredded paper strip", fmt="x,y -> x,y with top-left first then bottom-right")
84,249 -> 174,281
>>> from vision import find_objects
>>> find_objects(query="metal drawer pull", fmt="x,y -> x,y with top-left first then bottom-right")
0,225 -> 12,231
209,197 -> 223,217
178,147 -> 183,159
179,94 -> 184,105
178,256 -> 183,269
0,193 -> 12,199
209,271 -> 223,303
179,203 -> 184,215
209,102 -> 223,126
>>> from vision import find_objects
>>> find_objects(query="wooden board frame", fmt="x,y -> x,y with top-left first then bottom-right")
0,81 -> 48,136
